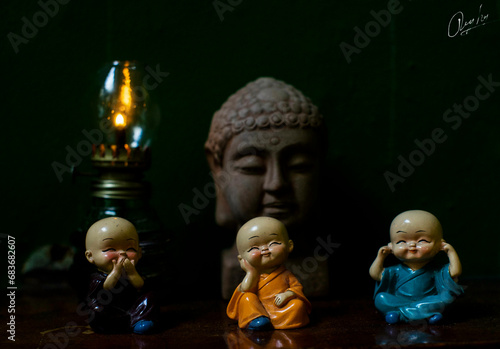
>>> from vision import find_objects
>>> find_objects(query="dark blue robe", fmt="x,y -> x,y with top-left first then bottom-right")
374,262 -> 464,322
85,272 -> 158,333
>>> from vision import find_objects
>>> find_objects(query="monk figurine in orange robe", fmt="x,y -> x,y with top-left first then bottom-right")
227,217 -> 311,330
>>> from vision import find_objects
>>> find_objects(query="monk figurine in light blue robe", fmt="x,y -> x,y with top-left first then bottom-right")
369,210 -> 464,324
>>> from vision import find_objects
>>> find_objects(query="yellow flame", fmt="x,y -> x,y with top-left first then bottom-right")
115,113 -> 126,128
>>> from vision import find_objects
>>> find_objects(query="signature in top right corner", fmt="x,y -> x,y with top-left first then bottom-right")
448,4 -> 490,38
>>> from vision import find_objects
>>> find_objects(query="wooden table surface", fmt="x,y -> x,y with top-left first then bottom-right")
3,279 -> 500,348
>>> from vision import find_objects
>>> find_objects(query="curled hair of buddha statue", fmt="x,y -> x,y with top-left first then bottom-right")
205,77 -> 327,165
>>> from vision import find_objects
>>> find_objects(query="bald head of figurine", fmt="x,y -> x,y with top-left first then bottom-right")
389,210 -> 444,265
85,217 -> 142,274
236,216 -> 293,273
205,77 -> 327,230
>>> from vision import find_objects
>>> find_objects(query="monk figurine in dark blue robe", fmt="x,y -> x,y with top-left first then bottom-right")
369,210 -> 464,324
84,217 -> 158,334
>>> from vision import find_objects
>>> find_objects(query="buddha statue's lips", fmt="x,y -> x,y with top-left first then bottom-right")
262,202 -> 296,217
263,202 -> 295,208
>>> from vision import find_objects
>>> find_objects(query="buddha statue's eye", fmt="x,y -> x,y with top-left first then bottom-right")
396,240 -> 406,245
102,248 -> 116,252
287,155 -> 315,173
247,247 -> 259,252
232,155 -> 266,175
239,166 -> 266,175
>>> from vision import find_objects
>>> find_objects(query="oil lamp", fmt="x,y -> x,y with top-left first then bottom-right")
92,60 -> 158,179
71,61 -> 170,293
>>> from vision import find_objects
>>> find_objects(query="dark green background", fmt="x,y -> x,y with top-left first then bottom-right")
2,0 -> 499,283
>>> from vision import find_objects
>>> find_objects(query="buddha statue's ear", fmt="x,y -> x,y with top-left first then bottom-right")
205,148 -> 221,173
205,149 -> 238,229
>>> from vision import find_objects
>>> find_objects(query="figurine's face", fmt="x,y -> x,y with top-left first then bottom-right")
237,217 -> 293,272
214,127 -> 321,229
85,218 -> 142,273
389,210 -> 443,264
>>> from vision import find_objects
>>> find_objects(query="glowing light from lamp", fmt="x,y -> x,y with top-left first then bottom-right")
130,126 -> 143,148
119,67 -> 132,111
97,61 -> 160,150
104,66 -> 115,92
115,113 -> 126,128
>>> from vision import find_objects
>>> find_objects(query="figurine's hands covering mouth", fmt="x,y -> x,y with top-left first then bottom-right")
103,258 -> 126,290
112,257 -> 126,275
123,258 -> 144,290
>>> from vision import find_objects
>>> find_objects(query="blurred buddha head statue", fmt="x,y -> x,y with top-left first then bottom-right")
205,77 -> 327,232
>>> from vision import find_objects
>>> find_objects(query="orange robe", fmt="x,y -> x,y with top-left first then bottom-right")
227,265 -> 311,329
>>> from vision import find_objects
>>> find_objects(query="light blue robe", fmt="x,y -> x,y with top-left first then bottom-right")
374,262 -> 464,322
